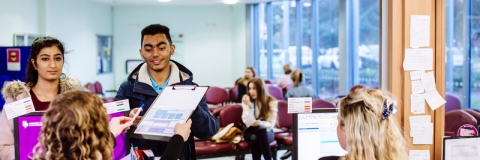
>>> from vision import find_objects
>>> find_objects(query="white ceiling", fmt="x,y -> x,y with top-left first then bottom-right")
93,0 -> 275,5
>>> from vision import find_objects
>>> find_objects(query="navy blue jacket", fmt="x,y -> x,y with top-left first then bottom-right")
115,60 -> 219,160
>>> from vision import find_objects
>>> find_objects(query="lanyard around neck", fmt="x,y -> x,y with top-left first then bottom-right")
253,102 -> 259,119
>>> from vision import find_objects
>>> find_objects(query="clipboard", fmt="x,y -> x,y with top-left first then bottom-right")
130,85 -> 209,142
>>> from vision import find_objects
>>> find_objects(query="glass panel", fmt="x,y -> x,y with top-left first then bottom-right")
289,0 -> 298,70
357,0 -> 380,89
317,0 -> 339,100
271,1 -> 297,81
445,0 -> 466,109
27,36 -> 36,46
301,0 -> 313,86
15,35 -> 25,46
470,0 -> 480,109
259,3 -> 268,80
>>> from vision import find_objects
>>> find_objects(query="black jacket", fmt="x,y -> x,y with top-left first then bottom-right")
115,60 -> 219,159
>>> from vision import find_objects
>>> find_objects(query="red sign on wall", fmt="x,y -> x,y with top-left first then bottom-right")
6,48 -> 21,71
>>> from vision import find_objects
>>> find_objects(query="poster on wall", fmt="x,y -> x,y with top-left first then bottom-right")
7,48 -> 21,71
97,35 -> 113,74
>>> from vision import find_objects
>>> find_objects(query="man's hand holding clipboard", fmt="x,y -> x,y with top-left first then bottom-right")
130,85 -> 210,141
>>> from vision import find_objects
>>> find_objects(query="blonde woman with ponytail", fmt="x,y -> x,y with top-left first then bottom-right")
319,88 -> 408,160
284,69 -> 316,100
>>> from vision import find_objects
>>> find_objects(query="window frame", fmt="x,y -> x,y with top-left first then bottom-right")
249,0 -> 380,100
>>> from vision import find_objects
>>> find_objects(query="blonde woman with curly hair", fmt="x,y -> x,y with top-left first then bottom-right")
319,88 -> 408,160
31,91 -> 192,160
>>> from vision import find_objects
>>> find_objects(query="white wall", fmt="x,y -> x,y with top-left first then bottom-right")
45,0 -> 115,91
0,0 -> 39,46
231,5 -> 248,83
113,4 -> 247,88
1,1 -> 248,91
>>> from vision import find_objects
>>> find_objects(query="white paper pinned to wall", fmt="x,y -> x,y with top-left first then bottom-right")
412,80 -> 425,94
421,72 -> 436,92
410,70 -> 425,80
409,115 -> 433,144
411,123 -> 433,138
410,15 -> 430,48
424,90 -> 446,111
409,115 -> 431,126
413,135 -> 433,145
403,48 -> 433,71
411,94 -> 425,114
409,150 -> 430,160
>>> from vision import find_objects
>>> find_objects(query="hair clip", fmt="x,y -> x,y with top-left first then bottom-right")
389,100 -> 398,116
382,98 -> 398,120
382,98 -> 389,120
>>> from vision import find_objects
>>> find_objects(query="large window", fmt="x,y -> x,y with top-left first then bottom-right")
358,0 -> 380,89
446,0 -> 480,110
301,0 -> 313,87
316,0 -> 339,99
258,3 -> 268,80
271,1 -> 297,81
250,0 -> 380,101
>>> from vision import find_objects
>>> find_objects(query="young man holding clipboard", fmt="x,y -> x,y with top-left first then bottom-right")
115,24 -> 219,160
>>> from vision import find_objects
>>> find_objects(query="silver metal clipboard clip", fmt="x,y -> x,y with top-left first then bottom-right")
172,85 -> 196,90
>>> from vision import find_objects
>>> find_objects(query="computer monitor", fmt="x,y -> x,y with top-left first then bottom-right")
292,108 -> 347,160
443,136 -> 480,160
14,111 -> 129,160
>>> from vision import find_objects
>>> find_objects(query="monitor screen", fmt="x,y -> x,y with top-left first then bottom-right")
15,112 -> 128,160
293,109 -> 347,160
443,136 -> 480,160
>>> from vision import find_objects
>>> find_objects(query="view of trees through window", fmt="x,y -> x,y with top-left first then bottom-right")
254,0 -> 380,100
446,0 -> 480,110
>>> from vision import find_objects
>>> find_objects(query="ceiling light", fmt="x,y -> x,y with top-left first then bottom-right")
303,2 -> 311,7
158,0 -> 171,2
224,0 -> 237,4
290,1 -> 296,7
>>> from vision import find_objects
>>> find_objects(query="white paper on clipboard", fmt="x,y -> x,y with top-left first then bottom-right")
134,85 -> 208,137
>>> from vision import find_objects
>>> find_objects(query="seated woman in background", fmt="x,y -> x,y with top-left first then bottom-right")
31,91 -> 192,160
236,67 -> 256,103
319,88 -> 408,160
241,78 -> 278,160
281,69 -> 316,159
276,64 -> 293,89
284,69 -> 317,100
